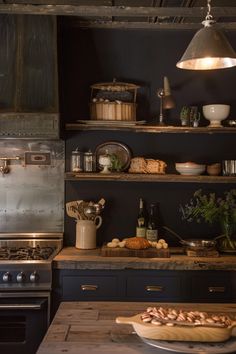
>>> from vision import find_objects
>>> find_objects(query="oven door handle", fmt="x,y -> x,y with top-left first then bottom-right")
0,303 -> 43,310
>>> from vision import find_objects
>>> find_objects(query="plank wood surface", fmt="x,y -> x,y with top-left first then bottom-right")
37,301 -> 236,354
100,246 -> 170,258
53,247 -> 236,271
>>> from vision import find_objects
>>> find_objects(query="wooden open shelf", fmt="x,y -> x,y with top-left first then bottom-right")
65,172 -> 236,183
65,123 -> 236,134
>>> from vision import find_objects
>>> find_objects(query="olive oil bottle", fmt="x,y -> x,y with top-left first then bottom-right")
136,198 -> 147,238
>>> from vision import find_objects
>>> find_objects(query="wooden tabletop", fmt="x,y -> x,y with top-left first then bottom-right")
37,301 -> 236,354
53,247 -> 236,270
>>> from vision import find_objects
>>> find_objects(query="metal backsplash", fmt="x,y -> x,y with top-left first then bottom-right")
0,140 -> 64,232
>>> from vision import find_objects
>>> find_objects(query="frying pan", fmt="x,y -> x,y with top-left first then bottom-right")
163,226 -> 217,251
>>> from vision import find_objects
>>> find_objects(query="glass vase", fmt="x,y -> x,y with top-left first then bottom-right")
217,220 -> 236,253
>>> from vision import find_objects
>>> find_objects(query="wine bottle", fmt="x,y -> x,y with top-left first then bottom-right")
146,203 -> 159,242
136,198 -> 146,238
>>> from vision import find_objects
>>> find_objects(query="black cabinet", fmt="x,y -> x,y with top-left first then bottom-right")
51,268 -> 236,319
188,271 -> 235,302
126,273 -> 184,301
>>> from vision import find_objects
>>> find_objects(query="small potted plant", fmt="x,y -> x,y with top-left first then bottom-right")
180,189 -> 236,252
180,106 -> 190,126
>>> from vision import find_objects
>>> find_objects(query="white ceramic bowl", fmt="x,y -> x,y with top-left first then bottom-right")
175,162 -> 206,176
203,104 -> 230,127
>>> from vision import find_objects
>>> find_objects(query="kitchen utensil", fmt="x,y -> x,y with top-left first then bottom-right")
75,216 -> 102,249
66,201 -> 81,220
175,162 -> 206,176
163,226 -> 217,251
83,205 -> 97,220
116,314 -> 236,342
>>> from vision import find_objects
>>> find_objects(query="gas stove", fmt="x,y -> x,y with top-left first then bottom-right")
0,232 -> 63,291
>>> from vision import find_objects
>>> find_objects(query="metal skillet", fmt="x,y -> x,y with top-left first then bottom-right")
163,226 -> 217,251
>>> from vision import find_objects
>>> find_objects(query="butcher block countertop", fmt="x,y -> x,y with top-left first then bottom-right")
53,247 -> 236,270
37,301 -> 236,354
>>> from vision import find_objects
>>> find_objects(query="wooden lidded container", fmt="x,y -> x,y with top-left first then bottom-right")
90,80 -> 140,121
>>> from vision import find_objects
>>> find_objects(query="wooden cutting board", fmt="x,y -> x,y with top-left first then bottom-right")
100,245 -> 170,258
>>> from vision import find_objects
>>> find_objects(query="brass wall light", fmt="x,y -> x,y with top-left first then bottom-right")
176,0 -> 236,70
157,76 -> 175,125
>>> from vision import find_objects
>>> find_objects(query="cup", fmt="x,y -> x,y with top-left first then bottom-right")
207,163 -> 221,176
75,216 -> 102,249
222,160 -> 236,176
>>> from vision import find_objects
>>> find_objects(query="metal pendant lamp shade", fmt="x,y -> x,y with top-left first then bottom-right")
176,25 -> 236,70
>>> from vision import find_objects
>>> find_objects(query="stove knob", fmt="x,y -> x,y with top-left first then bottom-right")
30,271 -> 39,283
16,272 -> 26,283
2,272 -> 11,282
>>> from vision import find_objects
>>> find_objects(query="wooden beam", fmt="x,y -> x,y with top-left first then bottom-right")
67,20 -> 236,30
0,5 -> 236,18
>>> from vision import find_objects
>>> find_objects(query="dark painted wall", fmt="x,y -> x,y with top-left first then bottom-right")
58,23 -> 236,246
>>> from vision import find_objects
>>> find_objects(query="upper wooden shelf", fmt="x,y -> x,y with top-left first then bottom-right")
65,123 -> 236,134
65,172 -> 236,184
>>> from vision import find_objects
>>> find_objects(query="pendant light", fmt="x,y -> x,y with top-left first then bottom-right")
176,0 -> 236,70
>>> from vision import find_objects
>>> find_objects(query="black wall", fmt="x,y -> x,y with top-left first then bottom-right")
58,22 -> 236,246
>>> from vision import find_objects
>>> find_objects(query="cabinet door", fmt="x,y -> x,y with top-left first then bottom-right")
62,275 -> 119,300
126,275 -> 182,301
190,272 -> 234,302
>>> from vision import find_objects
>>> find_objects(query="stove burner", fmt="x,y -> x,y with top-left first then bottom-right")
0,245 -> 56,260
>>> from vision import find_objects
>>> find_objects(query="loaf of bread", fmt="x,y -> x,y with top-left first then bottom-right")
125,237 -> 151,250
128,157 -> 167,174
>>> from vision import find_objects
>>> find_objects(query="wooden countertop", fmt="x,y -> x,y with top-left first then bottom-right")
37,301 -> 236,354
53,247 -> 236,271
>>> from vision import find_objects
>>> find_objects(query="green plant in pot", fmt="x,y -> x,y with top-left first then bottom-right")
180,189 -> 236,252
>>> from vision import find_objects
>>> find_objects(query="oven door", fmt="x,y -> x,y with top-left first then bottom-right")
0,292 -> 50,354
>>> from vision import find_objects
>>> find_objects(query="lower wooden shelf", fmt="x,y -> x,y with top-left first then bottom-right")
65,172 -> 236,183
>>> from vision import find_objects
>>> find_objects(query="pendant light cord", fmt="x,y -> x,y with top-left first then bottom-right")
206,0 -> 213,20
202,0 -> 214,27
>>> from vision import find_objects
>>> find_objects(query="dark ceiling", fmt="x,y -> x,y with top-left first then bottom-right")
1,1 -> 236,29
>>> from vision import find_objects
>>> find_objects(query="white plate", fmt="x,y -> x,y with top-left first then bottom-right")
77,120 -> 146,126
141,336 -> 236,354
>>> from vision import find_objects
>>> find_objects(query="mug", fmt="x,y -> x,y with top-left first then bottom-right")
222,160 -> 236,176
76,216 -> 102,249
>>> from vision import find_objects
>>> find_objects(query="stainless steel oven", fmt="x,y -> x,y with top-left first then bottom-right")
0,233 -> 63,354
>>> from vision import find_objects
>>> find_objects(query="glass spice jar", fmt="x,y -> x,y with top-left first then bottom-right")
84,150 -> 95,172
71,148 -> 83,172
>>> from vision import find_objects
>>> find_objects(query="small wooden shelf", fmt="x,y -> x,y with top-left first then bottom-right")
65,123 -> 236,134
65,172 -> 236,183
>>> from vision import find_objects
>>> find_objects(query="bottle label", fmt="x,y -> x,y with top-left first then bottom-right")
146,229 -> 158,242
137,217 -> 145,227
136,227 -> 146,238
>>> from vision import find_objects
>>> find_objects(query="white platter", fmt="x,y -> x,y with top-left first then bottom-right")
141,336 -> 236,354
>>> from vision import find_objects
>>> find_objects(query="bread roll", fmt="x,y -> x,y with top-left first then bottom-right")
125,237 -> 151,250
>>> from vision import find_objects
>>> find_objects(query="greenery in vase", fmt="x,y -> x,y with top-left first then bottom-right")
180,189 -> 236,250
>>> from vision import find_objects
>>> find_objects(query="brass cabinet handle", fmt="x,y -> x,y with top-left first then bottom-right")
81,284 -> 98,291
208,286 -> 225,293
145,285 -> 163,292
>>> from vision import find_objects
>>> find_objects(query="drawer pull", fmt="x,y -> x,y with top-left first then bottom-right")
208,286 -> 225,293
145,285 -> 163,292
81,284 -> 98,291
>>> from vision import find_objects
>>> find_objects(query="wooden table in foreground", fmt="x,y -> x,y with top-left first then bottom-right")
37,302 -> 236,354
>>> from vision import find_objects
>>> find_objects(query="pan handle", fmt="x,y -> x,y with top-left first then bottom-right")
163,226 -> 185,243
